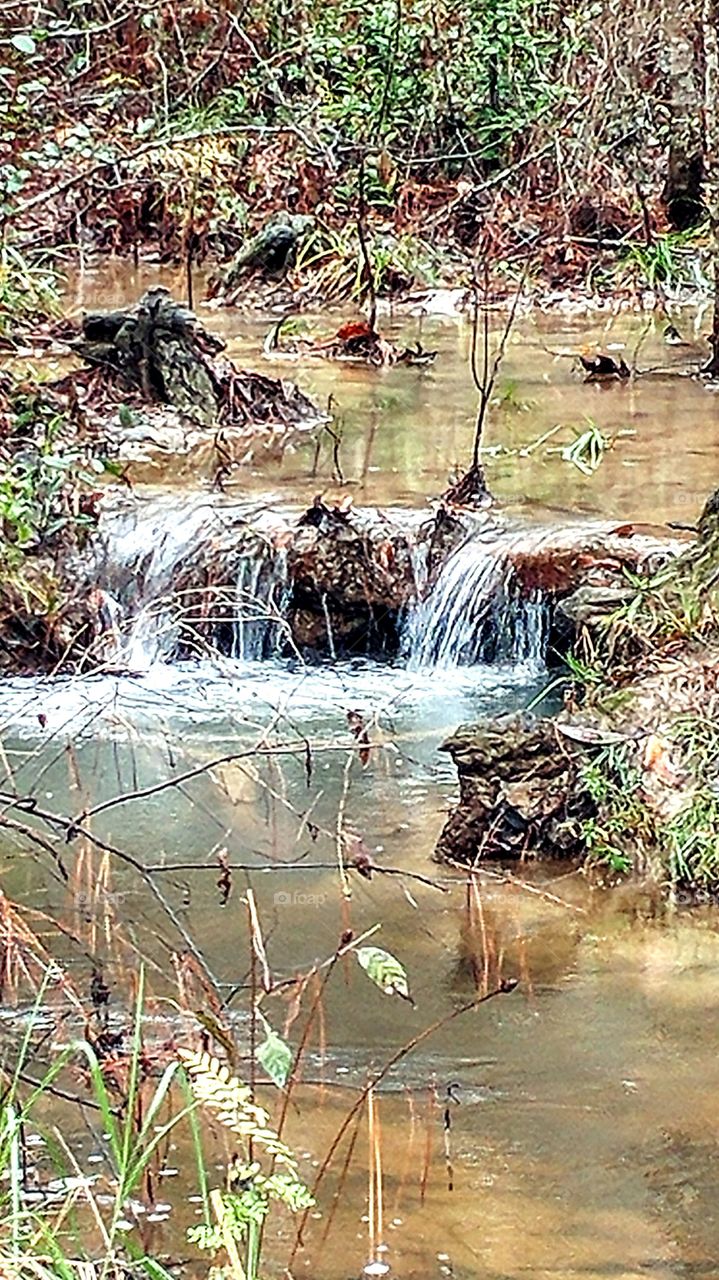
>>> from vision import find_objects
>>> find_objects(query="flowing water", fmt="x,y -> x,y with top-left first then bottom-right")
3,266 -> 719,1279
404,530 -> 548,668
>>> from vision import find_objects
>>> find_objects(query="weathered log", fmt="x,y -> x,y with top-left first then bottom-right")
209,213 -> 314,304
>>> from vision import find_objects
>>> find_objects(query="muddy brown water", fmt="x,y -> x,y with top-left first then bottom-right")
58,259 -> 717,522
3,264 -> 719,1278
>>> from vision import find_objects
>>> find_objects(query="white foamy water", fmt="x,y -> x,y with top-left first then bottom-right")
403,531 -> 548,670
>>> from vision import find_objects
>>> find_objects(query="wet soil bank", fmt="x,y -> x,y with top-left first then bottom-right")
437,488 -> 719,896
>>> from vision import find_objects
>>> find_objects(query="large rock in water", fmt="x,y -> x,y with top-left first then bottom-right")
286,499 -> 419,654
214,213 -> 314,303
435,716 -> 594,864
74,287 -> 320,432
231,213 -> 314,276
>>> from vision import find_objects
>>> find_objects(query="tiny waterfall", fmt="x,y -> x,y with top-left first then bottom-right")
95,497 -> 555,674
232,547 -> 291,660
404,532 -> 549,669
95,498 -> 223,667
96,496 -> 293,668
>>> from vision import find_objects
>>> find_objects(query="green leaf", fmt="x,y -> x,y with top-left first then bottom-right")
11,34 -> 36,55
256,1024 -> 292,1088
356,945 -> 412,1002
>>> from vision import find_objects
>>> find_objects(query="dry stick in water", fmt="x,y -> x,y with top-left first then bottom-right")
389,1087 -> 418,1218
289,980 -> 517,1264
246,889 -> 272,994
419,1085 -> 435,1206
318,1107 -> 365,1250
374,1090 -> 384,1258
368,1087 -> 376,1266
469,256 -> 529,471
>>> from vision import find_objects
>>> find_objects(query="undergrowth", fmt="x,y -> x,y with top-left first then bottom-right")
579,718 -> 719,891
0,244 -> 61,341
0,377 -> 109,669
295,222 -> 445,302
615,226 -> 711,294
580,743 -> 648,876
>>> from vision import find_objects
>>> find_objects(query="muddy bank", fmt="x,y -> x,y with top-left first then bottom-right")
436,488 -> 719,894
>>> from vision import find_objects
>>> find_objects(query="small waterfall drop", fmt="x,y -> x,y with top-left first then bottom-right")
96,496 -> 294,669
232,546 -> 291,661
404,531 -> 549,669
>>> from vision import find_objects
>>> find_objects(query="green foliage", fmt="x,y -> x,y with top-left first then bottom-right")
255,0 -> 578,168
664,789 -> 719,889
563,651 -> 605,688
0,975 -> 188,1280
181,1050 -> 314,1280
559,420 -> 611,476
619,227 -> 710,293
0,404 -> 102,557
663,715 -> 719,888
356,945 -> 411,1000
255,1017 -> 293,1088
578,716 -> 719,891
0,243 -> 60,339
596,551 -> 719,662
295,222 -> 441,301
579,743 -> 649,874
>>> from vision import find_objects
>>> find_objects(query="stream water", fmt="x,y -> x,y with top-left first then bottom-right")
3,266 -> 719,1279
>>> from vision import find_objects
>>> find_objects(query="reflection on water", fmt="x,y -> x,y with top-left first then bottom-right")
2,656 -> 719,1278
1,263 -> 718,1279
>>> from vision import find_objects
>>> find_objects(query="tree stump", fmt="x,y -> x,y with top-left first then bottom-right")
76,287 -> 320,430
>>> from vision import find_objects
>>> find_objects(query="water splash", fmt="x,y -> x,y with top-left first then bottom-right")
404,531 -> 548,669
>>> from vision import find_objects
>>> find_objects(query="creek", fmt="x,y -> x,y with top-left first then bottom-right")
2,265 -> 719,1279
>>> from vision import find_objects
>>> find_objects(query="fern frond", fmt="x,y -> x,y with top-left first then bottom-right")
180,1049 -> 297,1168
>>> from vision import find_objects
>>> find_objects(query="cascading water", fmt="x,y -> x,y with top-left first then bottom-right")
95,495 -> 291,668
404,531 -> 549,670
232,546 -> 291,660
93,494 -> 554,675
